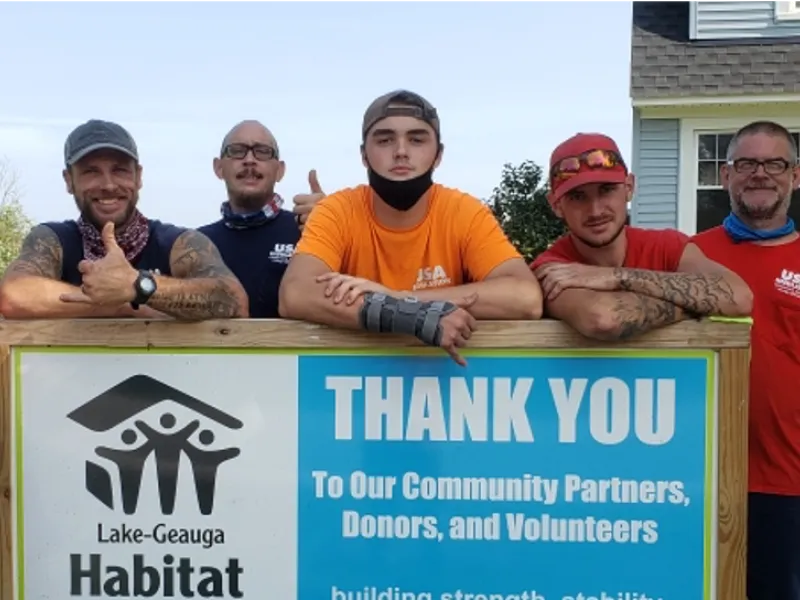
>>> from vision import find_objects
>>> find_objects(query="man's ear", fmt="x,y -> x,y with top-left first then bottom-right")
720,163 -> 731,190
547,192 -> 564,219
275,160 -> 286,183
360,144 -> 368,170
433,143 -> 445,170
625,173 -> 636,202
213,157 -> 224,180
62,168 -> 73,194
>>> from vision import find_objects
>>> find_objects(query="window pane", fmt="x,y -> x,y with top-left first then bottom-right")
698,135 -> 717,160
789,191 -> 800,225
717,134 -> 733,159
698,161 -> 719,186
696,189 -> 800,233
696,189 -> 730,233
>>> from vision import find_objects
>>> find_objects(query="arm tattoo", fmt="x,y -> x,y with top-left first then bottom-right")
613,268 -> 735,317
611,293 -> 686,341
169,230 -> 237,280
3,225 -> 63,280
148,230 -> 245,320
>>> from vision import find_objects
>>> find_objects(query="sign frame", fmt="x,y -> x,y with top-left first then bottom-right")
10,345 -> 719,600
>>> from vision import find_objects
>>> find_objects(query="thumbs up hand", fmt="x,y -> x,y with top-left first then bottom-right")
60,221 -> 140,306
292,169 -> 326,230
101,221 -> 125,257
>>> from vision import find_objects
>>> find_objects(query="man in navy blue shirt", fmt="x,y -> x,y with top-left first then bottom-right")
198,120 -> 322,318
0,119 -> 248,320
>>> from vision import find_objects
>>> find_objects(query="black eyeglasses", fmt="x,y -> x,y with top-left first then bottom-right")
728,158 -> 794,175
222,143 -> 279,161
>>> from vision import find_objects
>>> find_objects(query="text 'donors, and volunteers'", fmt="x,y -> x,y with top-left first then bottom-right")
311,469 -> 685,543
297,355 -> 713,600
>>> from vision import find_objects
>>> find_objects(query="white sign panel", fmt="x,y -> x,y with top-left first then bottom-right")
13,349 -> 298,599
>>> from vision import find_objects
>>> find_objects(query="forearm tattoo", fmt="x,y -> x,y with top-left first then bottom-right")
611,293 -> 686,341
613,268 -> 735,316
151,230 -> 245,320
3,225 -> 63,280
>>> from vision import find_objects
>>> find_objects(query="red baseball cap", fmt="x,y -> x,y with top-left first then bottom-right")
548,133 -> 628,202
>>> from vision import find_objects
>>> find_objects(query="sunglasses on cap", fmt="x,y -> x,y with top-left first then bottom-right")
550,149 -> 625,184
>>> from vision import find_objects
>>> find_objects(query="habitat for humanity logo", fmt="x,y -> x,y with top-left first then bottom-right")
67,374 -> 243,516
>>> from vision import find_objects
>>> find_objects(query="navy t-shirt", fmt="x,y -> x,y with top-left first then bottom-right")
42,219 -> 186,285
198,210 -> 301,318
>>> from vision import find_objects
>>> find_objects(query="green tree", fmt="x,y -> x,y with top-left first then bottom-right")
0,159 -> 34,275
486,160 -> 566,264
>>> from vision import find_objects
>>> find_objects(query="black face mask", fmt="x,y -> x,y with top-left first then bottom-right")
367,168 -> 434,212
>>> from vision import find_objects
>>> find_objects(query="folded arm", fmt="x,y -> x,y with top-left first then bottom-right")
545,288 -> 689,342
409,258 -> 543,320
145,230 -> 249,320
0,225 -> 148,319
278,254 -> 366,329
612,243 -> 753,317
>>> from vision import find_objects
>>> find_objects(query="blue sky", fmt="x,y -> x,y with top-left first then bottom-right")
0,1 -> 633,228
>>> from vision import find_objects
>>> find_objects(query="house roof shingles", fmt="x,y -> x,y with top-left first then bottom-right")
631,2 -> 800,100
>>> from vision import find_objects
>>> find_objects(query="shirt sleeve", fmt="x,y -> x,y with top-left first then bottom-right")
529,237 -> 574,270
461,201 -> 523,281
294,194 -> 348,272
664,229 -> 691,272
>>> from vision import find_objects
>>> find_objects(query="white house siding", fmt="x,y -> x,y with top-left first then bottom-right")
630,112 -> 680,230
691,1 -> 800,40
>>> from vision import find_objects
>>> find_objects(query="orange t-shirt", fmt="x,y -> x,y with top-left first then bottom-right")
295,183 -> 522,292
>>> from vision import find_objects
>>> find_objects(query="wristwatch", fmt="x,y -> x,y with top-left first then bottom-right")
131,270 -> 157,309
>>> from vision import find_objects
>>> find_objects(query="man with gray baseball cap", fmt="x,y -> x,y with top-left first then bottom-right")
0,119 -> 248,321
280,89 -> 542,367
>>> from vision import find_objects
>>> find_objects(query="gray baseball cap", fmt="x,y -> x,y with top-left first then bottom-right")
64,119 -> 139,166
361,90 -> 440,139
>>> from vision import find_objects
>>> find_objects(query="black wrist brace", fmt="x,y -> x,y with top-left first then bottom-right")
359,292 -> 458,346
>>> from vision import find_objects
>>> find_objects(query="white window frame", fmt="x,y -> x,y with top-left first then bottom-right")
677,116 -> 800,234
775,1 -> 800,21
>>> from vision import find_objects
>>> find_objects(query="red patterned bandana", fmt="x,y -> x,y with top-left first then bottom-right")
77,210 -> 151,262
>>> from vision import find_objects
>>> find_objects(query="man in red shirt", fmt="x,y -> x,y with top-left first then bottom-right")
691,120 -> 800,600
530,132 -> 752,341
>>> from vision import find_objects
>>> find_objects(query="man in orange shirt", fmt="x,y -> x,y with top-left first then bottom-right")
279,89 -> 542,365
529,132 -> 752,341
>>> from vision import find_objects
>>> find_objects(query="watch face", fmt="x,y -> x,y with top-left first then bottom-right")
140,278 -> 156,294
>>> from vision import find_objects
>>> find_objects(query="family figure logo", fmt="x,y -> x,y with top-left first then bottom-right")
67,374 -> 243,516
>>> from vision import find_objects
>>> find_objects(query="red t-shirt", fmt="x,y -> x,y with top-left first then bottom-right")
692,226 -> 800,496
530,226 -> 689,271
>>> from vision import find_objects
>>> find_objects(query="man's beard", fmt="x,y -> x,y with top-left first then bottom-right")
228,167 -> 274,213
733,192 -> 788,222
228,188 -> 275,213
75,193 -> 137,230
573,219 -> 626,249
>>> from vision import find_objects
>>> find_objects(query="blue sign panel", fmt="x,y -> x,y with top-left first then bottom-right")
297,353 -> 714,600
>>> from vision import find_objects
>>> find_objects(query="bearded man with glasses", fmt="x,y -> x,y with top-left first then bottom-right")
529,132 -> 752,341
198,120 -> 321,318
691,120 -> 800,600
